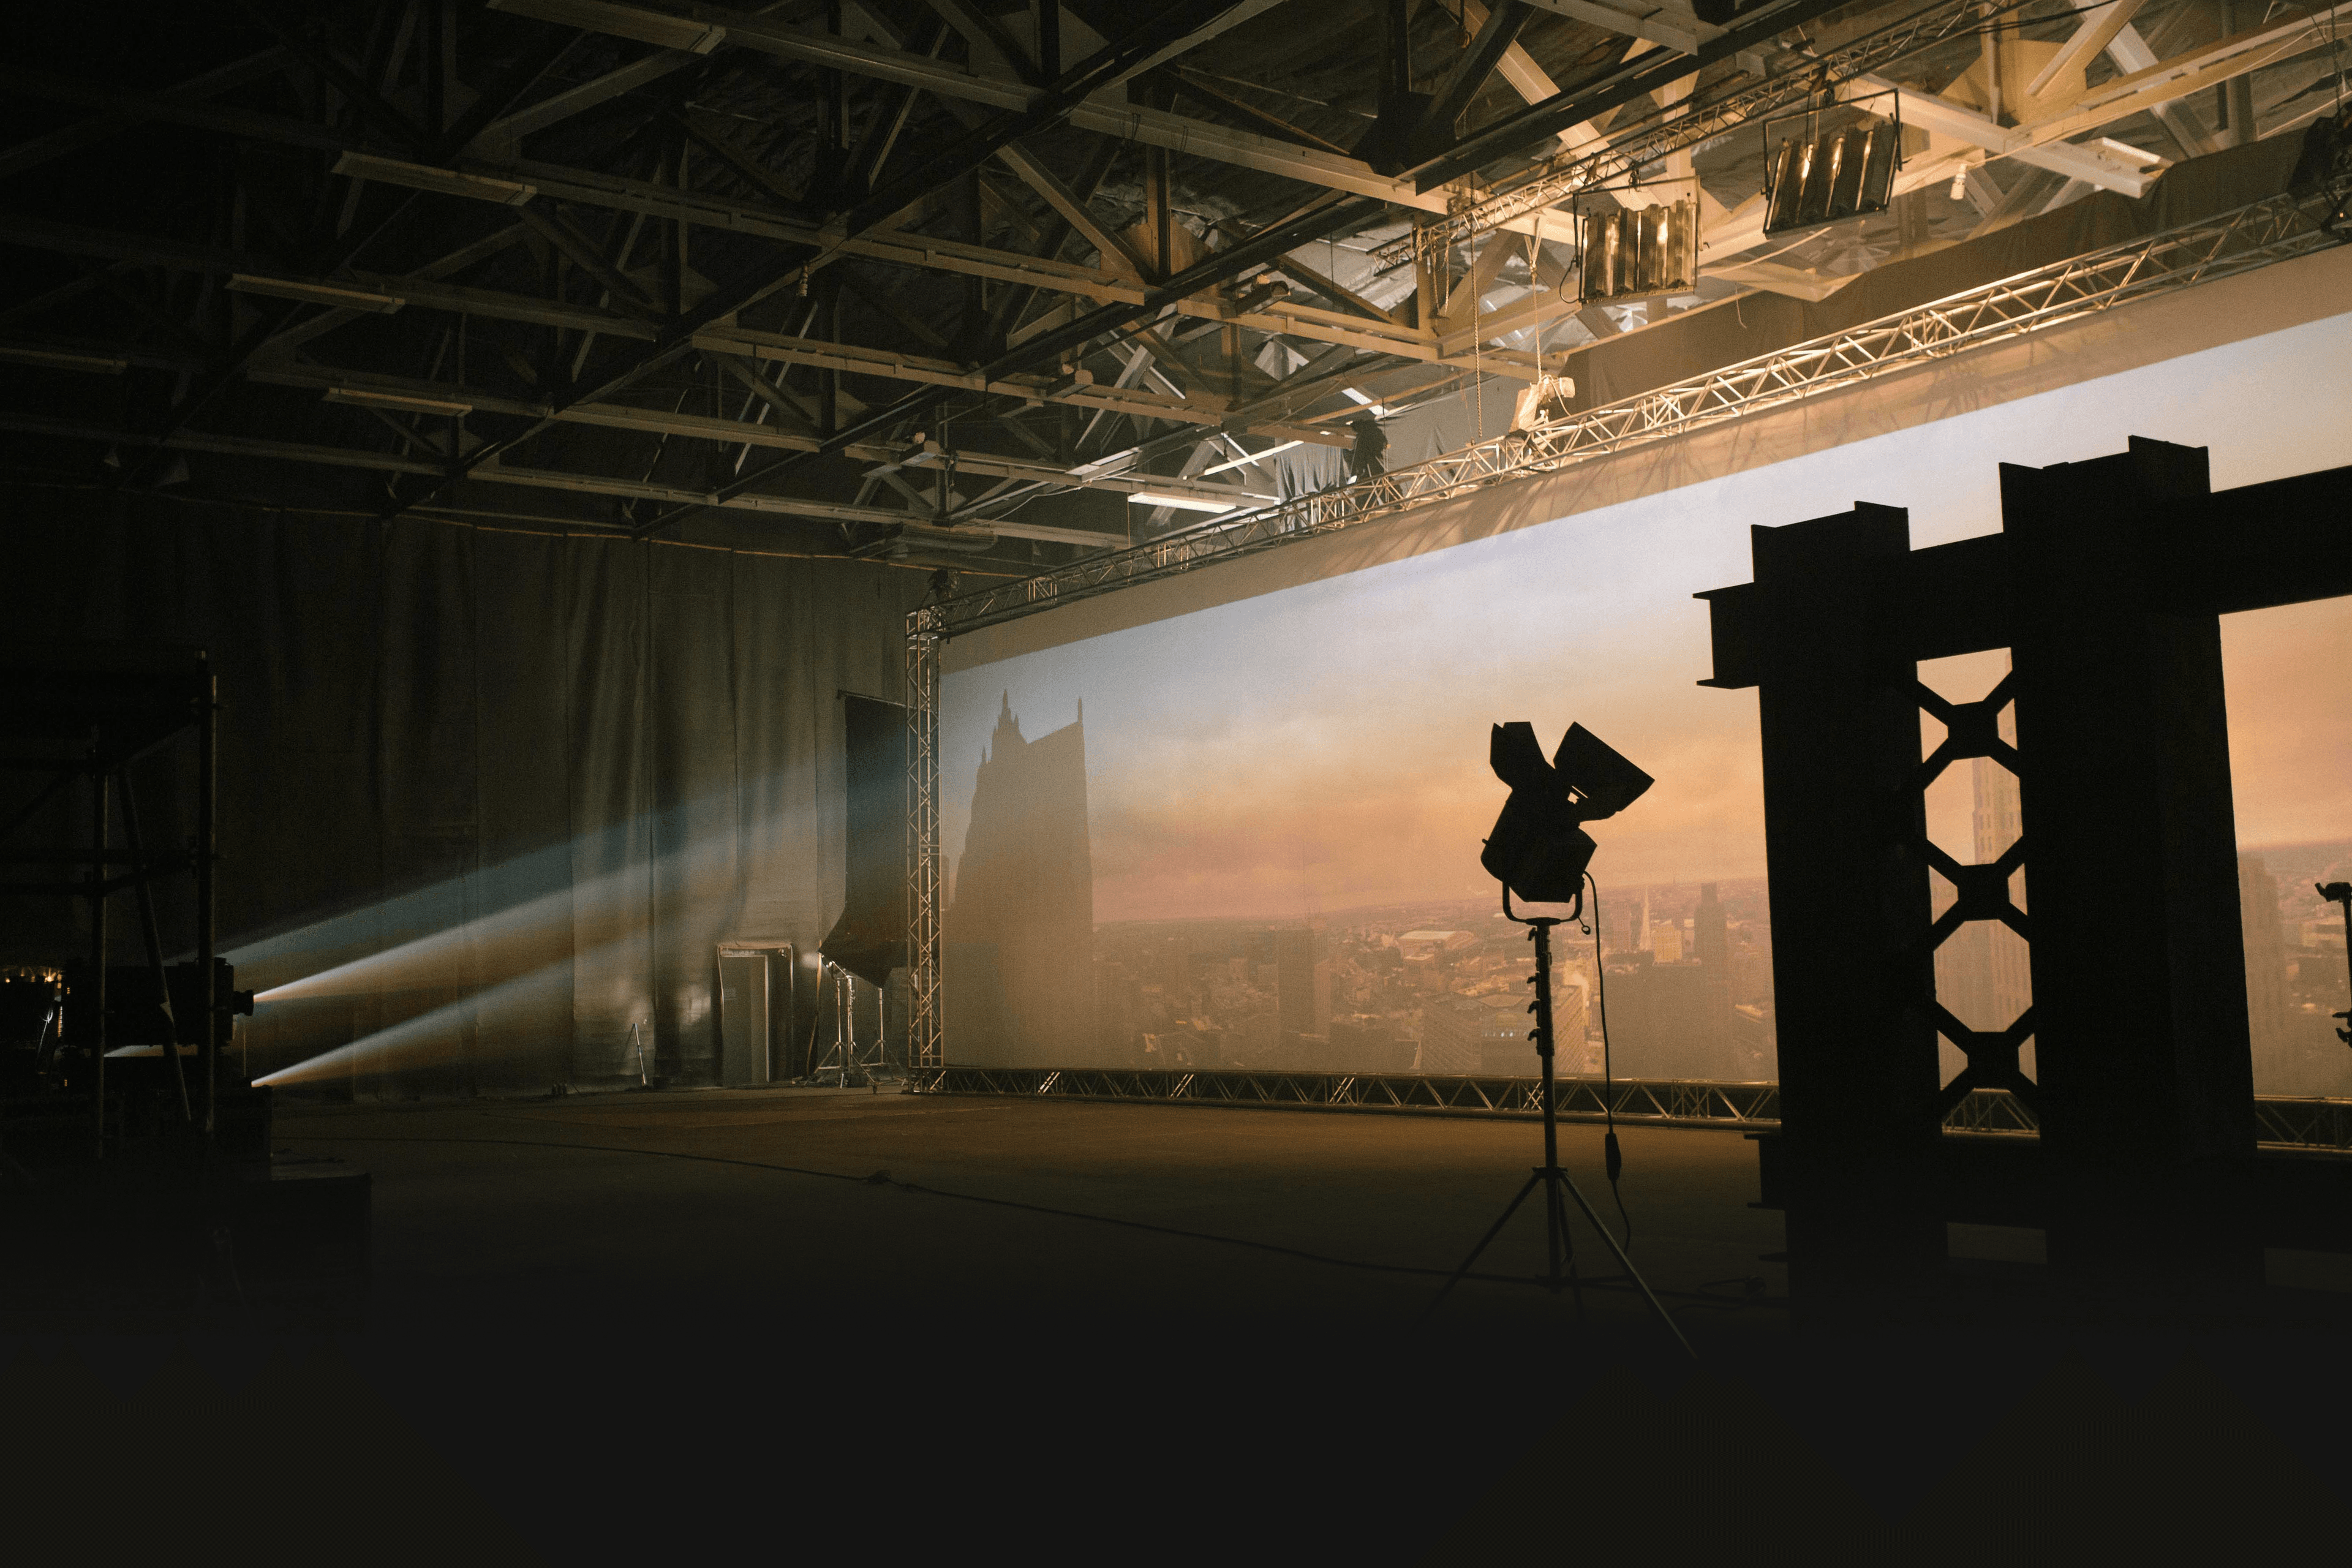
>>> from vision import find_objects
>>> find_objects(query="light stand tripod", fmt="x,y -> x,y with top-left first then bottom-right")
1422,886 -> 1694,1357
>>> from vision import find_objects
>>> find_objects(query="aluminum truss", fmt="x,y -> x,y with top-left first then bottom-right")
908,1067 -> 2352,1150
906,624 -> 943,1071
915,176 -> 2351,642
1371,0 -> 2019,270
911,1065 -> 1783,1127
2254,1096 -> 2352,1153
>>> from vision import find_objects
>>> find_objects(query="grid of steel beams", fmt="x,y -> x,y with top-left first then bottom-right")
914,175 -> 2352,643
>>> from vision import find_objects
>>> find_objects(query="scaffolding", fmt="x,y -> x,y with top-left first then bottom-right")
0,644 -> 229,1158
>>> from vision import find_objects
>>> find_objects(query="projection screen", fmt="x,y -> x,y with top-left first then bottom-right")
935,296 -> 2352,1099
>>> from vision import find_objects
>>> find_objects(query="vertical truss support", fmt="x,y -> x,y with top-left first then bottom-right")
906,608 -> 944,1075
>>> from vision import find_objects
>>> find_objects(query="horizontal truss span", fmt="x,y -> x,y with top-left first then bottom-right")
914,1066 -> 1782,1126
910,1068 -> 2352,1150
918,178 -> 2350,641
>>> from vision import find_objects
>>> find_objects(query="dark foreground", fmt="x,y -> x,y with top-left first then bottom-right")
9,1087 -> 2351,1562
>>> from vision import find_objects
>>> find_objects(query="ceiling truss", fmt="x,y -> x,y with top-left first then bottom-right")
2,0 -> 2343,570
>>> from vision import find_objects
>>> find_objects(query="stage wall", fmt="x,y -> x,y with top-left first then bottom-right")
940,284 -> 2352,1096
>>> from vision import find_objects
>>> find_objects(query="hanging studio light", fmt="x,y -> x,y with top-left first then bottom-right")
1762,99 -> 1903,238
1578,195 -> 1699,304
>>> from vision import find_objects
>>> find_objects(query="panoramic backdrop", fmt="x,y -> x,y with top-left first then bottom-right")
941,311 -> 2352,1093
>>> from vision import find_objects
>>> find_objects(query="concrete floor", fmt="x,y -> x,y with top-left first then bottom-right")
287,1086 -> 1791,1343
14,1088 -> 2352,1562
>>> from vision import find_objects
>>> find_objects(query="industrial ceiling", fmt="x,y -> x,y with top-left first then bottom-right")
3,0 -> 2344,573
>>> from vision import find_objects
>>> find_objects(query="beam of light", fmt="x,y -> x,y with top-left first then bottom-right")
253,948 -> 593,1087
243,782 -> 837,1085
251,823 -> 743,1007
233,773 -> 825,998
227,839 -> 573,981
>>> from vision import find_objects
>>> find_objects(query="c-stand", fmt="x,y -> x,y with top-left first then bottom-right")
1420,888 -> 1695,1358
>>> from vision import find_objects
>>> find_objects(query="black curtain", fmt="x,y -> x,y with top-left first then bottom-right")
820,693 -> 908,987
4,483 -> 927,1096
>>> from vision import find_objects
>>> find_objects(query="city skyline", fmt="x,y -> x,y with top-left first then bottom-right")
943,318 -> 2351,929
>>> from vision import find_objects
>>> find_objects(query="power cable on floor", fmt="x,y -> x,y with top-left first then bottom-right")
1585,869 -> 1635,1249
279,1131 -> 1778,1316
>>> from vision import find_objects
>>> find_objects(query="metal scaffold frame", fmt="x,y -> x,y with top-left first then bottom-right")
900,177 -> 2347,1096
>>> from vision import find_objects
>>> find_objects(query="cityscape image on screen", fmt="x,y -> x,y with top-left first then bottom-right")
939,318 -> 2352,1095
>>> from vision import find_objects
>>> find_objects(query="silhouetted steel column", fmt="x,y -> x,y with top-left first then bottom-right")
91,758 -> 109,1159
198,669 -> 217,1140
1746,504 -> 1945,1313
2002,438 -> 2259,1283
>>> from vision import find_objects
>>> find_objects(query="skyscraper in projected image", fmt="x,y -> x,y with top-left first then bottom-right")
945,695 -> 1097,1065
1933,758 -> 2032,1040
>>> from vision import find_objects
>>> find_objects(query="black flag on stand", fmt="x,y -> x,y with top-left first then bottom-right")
821,693 -> 908,986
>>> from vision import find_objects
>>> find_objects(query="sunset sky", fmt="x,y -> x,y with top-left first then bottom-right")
943,311 -> 2352,925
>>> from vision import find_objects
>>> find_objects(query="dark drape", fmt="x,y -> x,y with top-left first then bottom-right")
4,483 -> 927,1096
820,693 -> 908,987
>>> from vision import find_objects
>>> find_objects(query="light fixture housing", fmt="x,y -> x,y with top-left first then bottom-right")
1762,96 -> 1903,238
1480,722 -> 1653,905
1579,197 -> 1698,303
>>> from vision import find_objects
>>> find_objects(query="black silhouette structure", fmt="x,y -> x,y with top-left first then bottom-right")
1345,413 -> 1388,484
945,695 -> 1096,1066
1698,437 -> 2352,1317
2321,880 -> 2352,1046
821,693 -> 908,989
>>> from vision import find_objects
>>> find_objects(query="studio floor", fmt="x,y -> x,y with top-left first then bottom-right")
289,1086 -> 1792,1342
13,1088 -> 2352,1563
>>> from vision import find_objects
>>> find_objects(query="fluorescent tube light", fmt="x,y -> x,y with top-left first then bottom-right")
228,275 -> 405,314
1128,491 -> 1244,513
333,152 -> 538,205
0,345 -> 127,374
323,386 -> 474,417
1201,440 -> 1301,475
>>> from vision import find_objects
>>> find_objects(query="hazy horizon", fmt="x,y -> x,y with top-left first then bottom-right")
943,310 -> 2352,928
